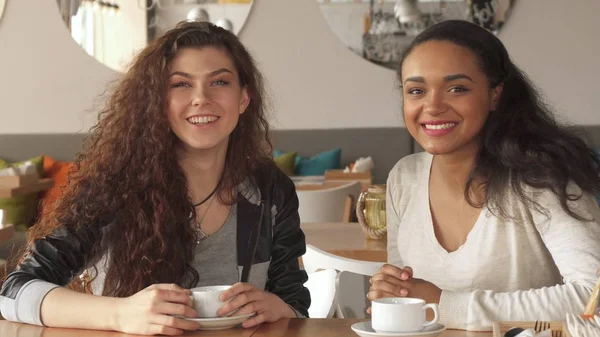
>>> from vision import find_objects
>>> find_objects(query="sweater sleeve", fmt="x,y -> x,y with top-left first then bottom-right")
386,182 -> 403,267
438,188 -> 600,331
0,280 -> 59,325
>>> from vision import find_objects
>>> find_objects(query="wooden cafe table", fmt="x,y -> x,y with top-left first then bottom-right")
253,318 -> 489,337
0,318 -> 490,337
301,222 -> 387,263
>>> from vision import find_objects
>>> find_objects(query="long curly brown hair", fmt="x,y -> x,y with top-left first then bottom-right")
12,22 -> 272,296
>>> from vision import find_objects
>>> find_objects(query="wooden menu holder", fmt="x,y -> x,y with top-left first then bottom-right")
0,174 -> 54,199
0,174 -> 38,188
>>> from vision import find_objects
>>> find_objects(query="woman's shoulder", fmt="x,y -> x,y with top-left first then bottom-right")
510,180 -> 588,209
387,152 -> 432,187
255,159 -> 292,186
251,159 -> 295,198
498,180 -> 600,230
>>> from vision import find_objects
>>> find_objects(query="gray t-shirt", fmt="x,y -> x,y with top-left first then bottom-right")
192,204 -> 239,287
191,204 -> 269,291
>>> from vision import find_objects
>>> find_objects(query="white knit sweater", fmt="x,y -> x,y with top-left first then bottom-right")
386,152 -> 600,331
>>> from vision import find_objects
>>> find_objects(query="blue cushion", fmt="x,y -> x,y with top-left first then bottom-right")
295,148 -> 342,176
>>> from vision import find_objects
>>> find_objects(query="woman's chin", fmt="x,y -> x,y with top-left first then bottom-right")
424,149 -> 449,156
421,143 -> 466,156
179,137 -> 228,153
418,141 -> 450,155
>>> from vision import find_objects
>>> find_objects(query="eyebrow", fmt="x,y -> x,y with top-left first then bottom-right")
169,68 -> 234,79
404,76 -> 425,84
444,74 -> 473,82
403,73 -> 473,84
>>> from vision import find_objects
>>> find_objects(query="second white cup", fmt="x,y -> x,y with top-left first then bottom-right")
371,297 -> 439,333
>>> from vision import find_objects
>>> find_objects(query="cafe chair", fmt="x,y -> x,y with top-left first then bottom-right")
302,244 -> 383,276
335,270 -> 372,319
302,245 -> 384,319
296,181 -> 361,223
303,269 -> 338,318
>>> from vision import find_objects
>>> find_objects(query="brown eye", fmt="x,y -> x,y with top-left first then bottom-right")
407,88 -> 424,95
212,80 -> 229,86
449,86 -> 469,93
171,82 -> 191,88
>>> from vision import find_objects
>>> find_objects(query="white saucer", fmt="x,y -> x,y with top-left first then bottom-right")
185,313 -> 255,330
351,321 -> 446,337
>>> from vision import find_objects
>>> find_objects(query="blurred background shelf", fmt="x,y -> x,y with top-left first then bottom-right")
0,178 -> 54,198
0,224 -> 15,245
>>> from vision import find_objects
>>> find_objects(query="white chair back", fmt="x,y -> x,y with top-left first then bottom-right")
303,269 -> 338,318
302,244 -> 384,319
302,244 -> 384,276
296,181 -> 362,223
335,271 -> 373,319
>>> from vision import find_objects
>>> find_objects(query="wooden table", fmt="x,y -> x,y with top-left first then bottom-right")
253,319 -> 489,337
0,318 -> 490,337
294,181 -> 348,191
0,319 -> 258,336
302,222 -> 387,262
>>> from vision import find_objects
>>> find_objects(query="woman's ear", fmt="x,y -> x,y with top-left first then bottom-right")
491,83 -> 504,111
239,87 -> 251,114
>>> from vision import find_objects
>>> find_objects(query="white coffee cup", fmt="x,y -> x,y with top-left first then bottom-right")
190,285 -> 232,318
371,297 -> 440,333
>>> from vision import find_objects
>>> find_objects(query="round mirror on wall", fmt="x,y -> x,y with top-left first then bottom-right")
317,0 -> 516,70
0,0 -> 6,23
55,0 -> 254,73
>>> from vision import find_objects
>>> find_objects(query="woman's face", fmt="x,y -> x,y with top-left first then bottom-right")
401,40 -> 502,156
166,47 -> 250,154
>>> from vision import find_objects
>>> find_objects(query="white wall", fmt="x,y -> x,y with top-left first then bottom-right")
0,0 -> 598,134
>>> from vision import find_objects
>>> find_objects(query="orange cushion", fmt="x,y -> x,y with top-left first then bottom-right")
40,156 -> 74,216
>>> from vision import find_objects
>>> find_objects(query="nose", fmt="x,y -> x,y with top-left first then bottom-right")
191,86 -> 212,107
423,91 -> 447,116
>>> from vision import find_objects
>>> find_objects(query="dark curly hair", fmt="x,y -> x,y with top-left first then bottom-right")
398,20 -> 600,220
10,21 -> 273,296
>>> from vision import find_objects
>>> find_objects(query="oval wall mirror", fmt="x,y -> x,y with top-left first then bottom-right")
317,0 -> 516,70
0,0 -> 6,23
56,0 -> 254,73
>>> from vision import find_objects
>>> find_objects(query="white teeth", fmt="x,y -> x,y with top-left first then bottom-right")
424,123 -> 456,130
188,116 -> 218,125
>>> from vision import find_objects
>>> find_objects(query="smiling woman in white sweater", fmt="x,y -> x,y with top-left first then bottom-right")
367,20 -> 600,331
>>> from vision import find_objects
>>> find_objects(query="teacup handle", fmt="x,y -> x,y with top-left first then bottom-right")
422,303 -> 439,328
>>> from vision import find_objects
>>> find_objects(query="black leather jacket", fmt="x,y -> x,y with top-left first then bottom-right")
0,163 -> 310,317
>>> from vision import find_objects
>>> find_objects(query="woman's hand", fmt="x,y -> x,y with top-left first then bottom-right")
367,265 -> 441,314
114,283 -> 199,336
369,265 -> 414,297
217,282 -> 296,328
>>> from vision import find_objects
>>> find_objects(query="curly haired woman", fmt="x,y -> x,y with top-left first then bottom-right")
0,22 -> 310,335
